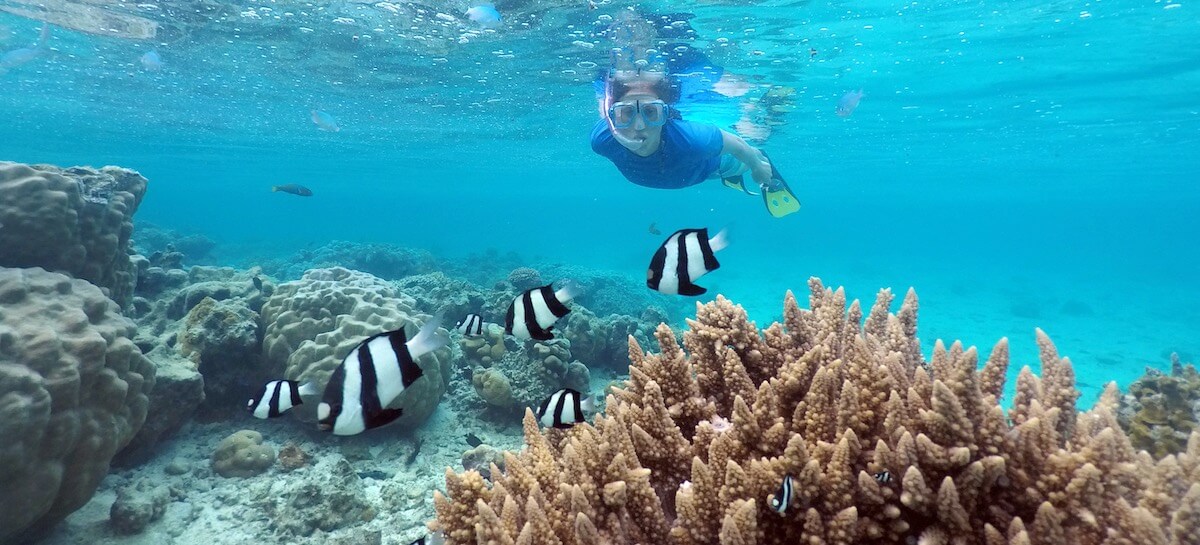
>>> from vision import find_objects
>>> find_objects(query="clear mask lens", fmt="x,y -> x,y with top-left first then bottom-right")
608,100 -> 668,129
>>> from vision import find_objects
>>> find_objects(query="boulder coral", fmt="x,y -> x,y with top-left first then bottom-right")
0,267 -> 156,545
211,429 -> 275,478
432,278 -> 1200,545
261,267 -> 452,429
0,161 -> 147,307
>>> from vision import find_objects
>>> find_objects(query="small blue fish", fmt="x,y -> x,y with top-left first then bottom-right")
836,89 -> 864,118
272,184 -> 313,197
466,3 -> 502,28
140,49 -> 164,71
311,109 -> 340,132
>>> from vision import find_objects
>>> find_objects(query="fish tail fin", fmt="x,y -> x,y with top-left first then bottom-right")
709,226 -> 731,253
297,381 -> 321,397
554,280 -> 583,303
580,395 -> 595,413
407,311 -> 449,358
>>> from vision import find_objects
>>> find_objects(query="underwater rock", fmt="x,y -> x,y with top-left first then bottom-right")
278,442 -> 311,472
465,338 -> 590,414
394,271 -> 486,323
261,267 -> 451,430
460,323 -> 508,365
0,161 -> 147,307
262,240 -> 439,281
562,305 -> 656,372
506,266 -> 543,291
211,430 -> 275,478
0,267 -> 155,545
133,222 -> 216,264
177,296 -> 264,404
1119,353 -> 1200,458
260,457 -> 372,537
109,479 -> 171,535
461,444 -> 506,480
113,349 -> 205,467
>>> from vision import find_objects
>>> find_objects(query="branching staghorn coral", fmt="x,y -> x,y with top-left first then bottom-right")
431,278 -> 1200,545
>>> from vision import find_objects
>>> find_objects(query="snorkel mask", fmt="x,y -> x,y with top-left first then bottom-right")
607,100 -> 669,129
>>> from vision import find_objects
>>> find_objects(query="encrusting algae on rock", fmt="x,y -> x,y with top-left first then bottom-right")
430,278 -> 1200,545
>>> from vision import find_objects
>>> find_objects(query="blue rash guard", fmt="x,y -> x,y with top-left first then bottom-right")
590,117 -> 724,189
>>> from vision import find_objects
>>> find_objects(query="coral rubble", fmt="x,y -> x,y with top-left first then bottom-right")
432,278 -> 1200,545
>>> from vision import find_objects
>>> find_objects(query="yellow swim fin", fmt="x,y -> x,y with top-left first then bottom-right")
760,152 -> 800,218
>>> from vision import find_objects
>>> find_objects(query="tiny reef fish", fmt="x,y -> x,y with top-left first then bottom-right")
535,388 -> 593,429
272,184 -> 313,196
504,282 -> 578,341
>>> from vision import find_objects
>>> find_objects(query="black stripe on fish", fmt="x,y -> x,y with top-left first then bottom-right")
647,239 -> 668,291
521,288 -> 547,340
355,336 -> 405,430
385,329 -> 424,389
770,474 -> 793,514
504,300 -> 516,337
873,471 -> 892,483
538,285 -> 570,319
267,380 -> 285,417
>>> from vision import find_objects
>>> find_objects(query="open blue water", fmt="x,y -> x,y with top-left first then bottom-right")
2,0 -> 1197,404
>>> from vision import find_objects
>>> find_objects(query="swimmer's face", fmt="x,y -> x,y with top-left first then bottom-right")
610,91 -> 665,156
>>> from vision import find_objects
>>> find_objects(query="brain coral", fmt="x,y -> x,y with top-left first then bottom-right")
0,267 -> 156,545
0,161 -> 147,307
261,267 -> 451,429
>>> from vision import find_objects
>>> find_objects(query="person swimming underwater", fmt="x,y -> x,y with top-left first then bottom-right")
589,67 -> 800,218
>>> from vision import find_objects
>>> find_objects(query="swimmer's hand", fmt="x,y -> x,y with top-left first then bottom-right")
750,155 -> 776,190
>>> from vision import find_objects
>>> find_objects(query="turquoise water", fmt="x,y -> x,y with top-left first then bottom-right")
2,0 -> 1197,403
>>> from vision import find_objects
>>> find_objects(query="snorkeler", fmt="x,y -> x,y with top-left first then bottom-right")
589,11 -> 800,218
590,67 -> 800,218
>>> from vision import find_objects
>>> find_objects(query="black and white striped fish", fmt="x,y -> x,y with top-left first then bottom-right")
770,474 -> 793,514
534,388 -> 594,429
646,227 -> 729,295
873,471 -> 892,483
317,314 -> 448,436
504,282 -> 578,341
456,313 -> 484,336
247,379 -> 319,419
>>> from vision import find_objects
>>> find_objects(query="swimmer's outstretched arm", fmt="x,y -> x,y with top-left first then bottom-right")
719,129 -> 774,187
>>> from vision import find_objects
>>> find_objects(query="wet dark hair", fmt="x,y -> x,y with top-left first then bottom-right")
610,75 -> 681,105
